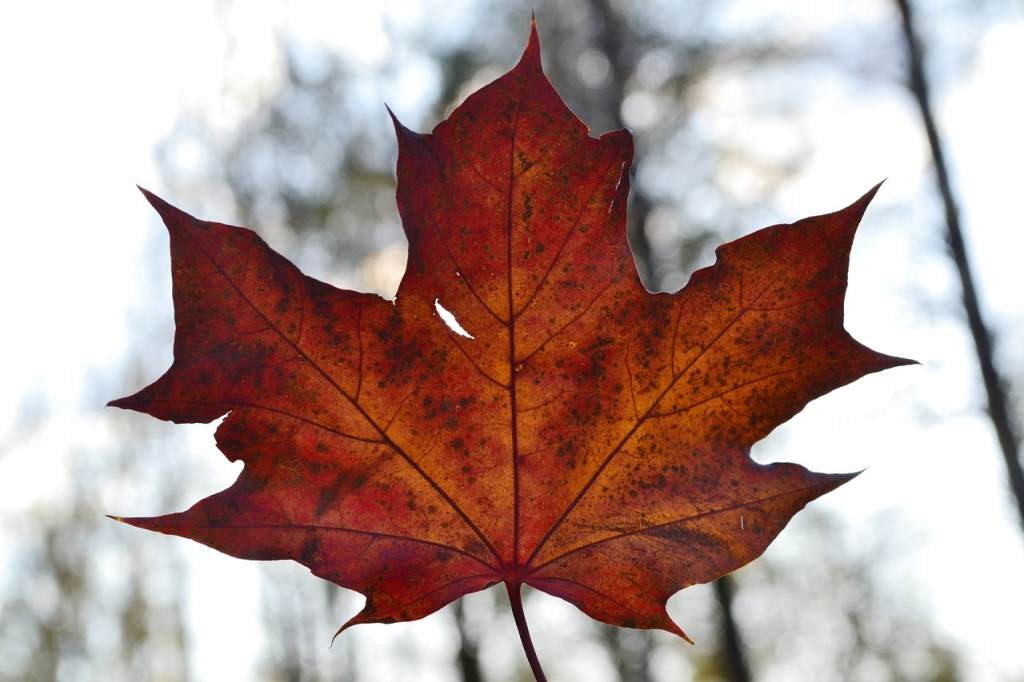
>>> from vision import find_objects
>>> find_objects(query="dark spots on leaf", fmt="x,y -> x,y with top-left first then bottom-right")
522,194 -> 534,222
317,470 -> 351,516
555,439 -> 579,470
238,469 -> 269,494
385,344 -> 419,377
464,539 -> 486,556
583,350 -> 608,382
648,524 -> 717,551
300,537 -> 323,565
307,461 -> 331,475
516,150 -> 535,174
209,497 -> 241,526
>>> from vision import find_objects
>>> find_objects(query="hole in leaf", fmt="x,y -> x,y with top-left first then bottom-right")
434,299 -> 474,338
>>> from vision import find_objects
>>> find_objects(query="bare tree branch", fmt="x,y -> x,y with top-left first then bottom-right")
896,0 -> 1024,533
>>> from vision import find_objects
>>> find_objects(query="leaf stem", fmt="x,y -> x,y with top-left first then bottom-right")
506,581 -> 547,682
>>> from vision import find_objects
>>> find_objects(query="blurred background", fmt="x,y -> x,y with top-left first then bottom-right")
2,0 -> 1023,680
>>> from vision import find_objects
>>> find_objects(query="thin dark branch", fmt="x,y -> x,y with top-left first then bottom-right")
895,0 -> 1024,533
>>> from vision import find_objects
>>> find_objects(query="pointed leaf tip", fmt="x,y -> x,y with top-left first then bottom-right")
523,15 -> 542,64
135,188 -> 210,236
136,185 -> 164,208
855,180 -> 884,214
136,186 -> 182,222
107,394 -> 137,411
386,105 -> 420,143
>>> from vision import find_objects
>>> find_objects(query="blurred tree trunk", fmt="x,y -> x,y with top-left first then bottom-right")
601,626 -> 655,682
453,600 -> 485,682
0,423 -> 192,682
713,577 -> 752,682
895,0 -> 1024,533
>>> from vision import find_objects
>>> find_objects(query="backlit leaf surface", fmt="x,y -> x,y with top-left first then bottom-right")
112,25 -> 910,647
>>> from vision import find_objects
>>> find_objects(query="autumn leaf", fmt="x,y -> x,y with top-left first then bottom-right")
111,23 -> 911,678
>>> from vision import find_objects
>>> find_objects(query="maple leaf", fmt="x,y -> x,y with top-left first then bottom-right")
112,23 -> 911,679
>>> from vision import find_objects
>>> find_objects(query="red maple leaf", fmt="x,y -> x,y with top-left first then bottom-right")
112,24 -> 911,679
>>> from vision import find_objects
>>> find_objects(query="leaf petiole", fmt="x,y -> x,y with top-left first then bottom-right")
506,581 -> 547,682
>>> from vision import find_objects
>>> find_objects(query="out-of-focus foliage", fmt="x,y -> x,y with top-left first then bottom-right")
0,392 -> 192,681
735,510 -> 962,682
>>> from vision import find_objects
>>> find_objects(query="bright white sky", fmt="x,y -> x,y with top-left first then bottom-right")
2,1 -> 1023,680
